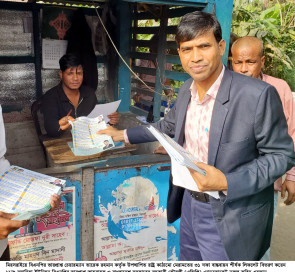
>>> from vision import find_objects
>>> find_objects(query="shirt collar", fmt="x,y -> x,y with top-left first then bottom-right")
190,65 -> 225,102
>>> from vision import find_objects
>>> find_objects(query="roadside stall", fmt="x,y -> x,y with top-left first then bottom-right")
0,0 -> 234,261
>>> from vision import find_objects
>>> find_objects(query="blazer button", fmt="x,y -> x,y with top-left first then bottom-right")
216,218 -> 222,222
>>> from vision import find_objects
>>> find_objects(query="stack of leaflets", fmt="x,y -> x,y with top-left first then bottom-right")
147,126 -> 206,175
69,115 -> 116,156
0,166 -> 65,220
147,126 -> 219,199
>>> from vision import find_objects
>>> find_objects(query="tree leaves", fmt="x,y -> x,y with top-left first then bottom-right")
231,0 -> 295,90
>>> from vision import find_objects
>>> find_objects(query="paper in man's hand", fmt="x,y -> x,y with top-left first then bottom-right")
146,126 -> 219,199
87,100 -> 121,123
69,115 -> 115,156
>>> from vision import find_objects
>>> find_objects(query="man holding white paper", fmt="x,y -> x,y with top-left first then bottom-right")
98,11 -> 295,261
42,54 -> 120,137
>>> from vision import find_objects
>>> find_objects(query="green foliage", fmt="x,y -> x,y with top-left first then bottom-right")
170,64 -> 184,89
232,0 -> 295,90
135,20 -> 159,53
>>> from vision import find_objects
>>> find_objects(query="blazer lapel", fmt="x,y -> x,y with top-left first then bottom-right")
175,88 -> 191,145
208,69 -> 233,166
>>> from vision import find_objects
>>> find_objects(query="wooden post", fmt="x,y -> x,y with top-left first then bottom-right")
153,6 -> 168,122
117,0 -> 132,112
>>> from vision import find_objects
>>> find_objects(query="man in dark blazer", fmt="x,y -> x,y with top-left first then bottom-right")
99,11 -> 295,260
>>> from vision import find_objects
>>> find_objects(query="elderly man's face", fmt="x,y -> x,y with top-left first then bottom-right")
232,44 -> 265,79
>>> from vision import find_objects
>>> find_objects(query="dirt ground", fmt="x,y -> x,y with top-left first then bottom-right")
270,195 -> 295,260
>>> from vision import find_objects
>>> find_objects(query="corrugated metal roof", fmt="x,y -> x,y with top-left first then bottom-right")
35,0 -> 106,4
1,0 -> 106,6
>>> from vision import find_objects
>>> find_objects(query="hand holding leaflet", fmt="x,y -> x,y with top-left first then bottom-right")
146,126 -> 220,199
171,161 -> 220,199
146,126 -> 206,175
58,109 -> 72,131
0,166 -> 65,220
69,115 -> 116,156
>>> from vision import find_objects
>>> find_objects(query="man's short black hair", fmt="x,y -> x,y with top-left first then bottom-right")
59,53 -> 82,72
175,11 -> 222,47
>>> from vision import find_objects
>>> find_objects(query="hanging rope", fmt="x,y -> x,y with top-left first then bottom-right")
92,1 -> 175,114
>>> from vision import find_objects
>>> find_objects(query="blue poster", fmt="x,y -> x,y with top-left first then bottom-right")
94,162 -> 179,261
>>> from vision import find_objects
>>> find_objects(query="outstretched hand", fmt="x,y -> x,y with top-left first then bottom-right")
97,126 -> 125,142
